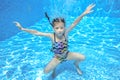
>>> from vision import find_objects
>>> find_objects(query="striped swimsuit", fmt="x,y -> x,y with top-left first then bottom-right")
51,33 -> 69,61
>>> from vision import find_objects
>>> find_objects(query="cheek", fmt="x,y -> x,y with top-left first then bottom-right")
62,28 -> 65,32
54,29 -> 58,33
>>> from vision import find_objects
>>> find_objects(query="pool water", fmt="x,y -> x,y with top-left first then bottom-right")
0,16 -> 120,80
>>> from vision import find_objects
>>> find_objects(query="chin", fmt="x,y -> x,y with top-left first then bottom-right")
58,33 -> 63,36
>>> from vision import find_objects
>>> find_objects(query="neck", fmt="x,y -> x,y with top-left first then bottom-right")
56,34 -> 63,39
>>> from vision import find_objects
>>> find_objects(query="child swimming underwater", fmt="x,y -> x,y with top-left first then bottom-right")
14,4 -> 95,77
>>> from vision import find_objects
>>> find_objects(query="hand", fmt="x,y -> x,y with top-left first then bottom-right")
13,21 -> 23,30
84,3 -> 95,15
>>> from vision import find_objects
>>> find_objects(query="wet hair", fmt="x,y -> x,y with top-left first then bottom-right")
45,12 -> 65,27
52,18 -> 65,27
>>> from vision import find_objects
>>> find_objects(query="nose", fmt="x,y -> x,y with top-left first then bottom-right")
58,29 -> 63,33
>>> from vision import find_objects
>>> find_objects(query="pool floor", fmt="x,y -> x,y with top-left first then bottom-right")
0,17 -> 120,80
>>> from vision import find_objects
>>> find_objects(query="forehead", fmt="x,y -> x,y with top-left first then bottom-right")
54,22 -> 64,27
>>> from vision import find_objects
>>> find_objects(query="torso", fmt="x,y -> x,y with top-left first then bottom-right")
51,32 -> 67,43
51,33 -> 68,54
49,33 -> 69,61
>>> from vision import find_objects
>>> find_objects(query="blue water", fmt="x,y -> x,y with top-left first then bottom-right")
0,17 -> 120,80
0,0 -> 120,80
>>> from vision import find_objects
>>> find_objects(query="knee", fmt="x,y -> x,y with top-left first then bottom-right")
81,54 -> 85,61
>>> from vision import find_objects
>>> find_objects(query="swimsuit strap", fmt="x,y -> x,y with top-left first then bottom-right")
54,33 -> 67,42
54,33 -> 56,42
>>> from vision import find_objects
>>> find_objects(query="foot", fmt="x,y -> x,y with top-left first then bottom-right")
52,70 -> 56,78
76,67 -> 82,75
74,62 -> 82,75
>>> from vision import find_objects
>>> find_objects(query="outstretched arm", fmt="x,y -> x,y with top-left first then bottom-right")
66,4 -> 95,34
13,21 -> 52,38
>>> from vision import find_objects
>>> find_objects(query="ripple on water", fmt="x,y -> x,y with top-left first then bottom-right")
0,17 -> 120,80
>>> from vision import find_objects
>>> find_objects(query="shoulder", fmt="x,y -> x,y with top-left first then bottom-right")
49,33 -> 55,43
47,33 -> 54,39
49,33 -> 54,37
46,33 -> 53,38
65,29 -> 68,37
64,31 -> 68,41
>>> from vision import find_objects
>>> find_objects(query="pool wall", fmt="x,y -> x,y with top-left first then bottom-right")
0,0 -> 50,41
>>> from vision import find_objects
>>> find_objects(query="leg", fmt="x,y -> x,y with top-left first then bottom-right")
52,67 -> 56,78
66,52 -> 85,75
44,57 -> 61,74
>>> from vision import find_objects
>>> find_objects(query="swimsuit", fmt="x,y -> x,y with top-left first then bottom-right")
51,33 -> 69,61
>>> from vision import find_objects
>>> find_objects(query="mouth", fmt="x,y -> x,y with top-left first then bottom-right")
57,33 -> 63,36
58,32 -> 63,34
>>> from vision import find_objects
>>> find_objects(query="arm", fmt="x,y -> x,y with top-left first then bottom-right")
66,4 -> 95,34
13,21 -> 52,38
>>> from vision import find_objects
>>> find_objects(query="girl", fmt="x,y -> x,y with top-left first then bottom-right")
14,4 -> 95,77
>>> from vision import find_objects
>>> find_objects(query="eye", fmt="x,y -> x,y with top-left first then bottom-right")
55,27 -> 59,29
60,27 -> 64,29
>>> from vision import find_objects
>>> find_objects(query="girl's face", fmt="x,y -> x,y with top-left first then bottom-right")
53,22 -> 65,37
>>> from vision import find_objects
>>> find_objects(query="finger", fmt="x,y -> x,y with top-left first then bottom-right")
89,3 -> 94,7
87,4 -> 94,9
88,4 -> 95,10
90,10 -> 94,13
88,4 -> 92,8
91,4 -> 96,8
89,4 -> 95,9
